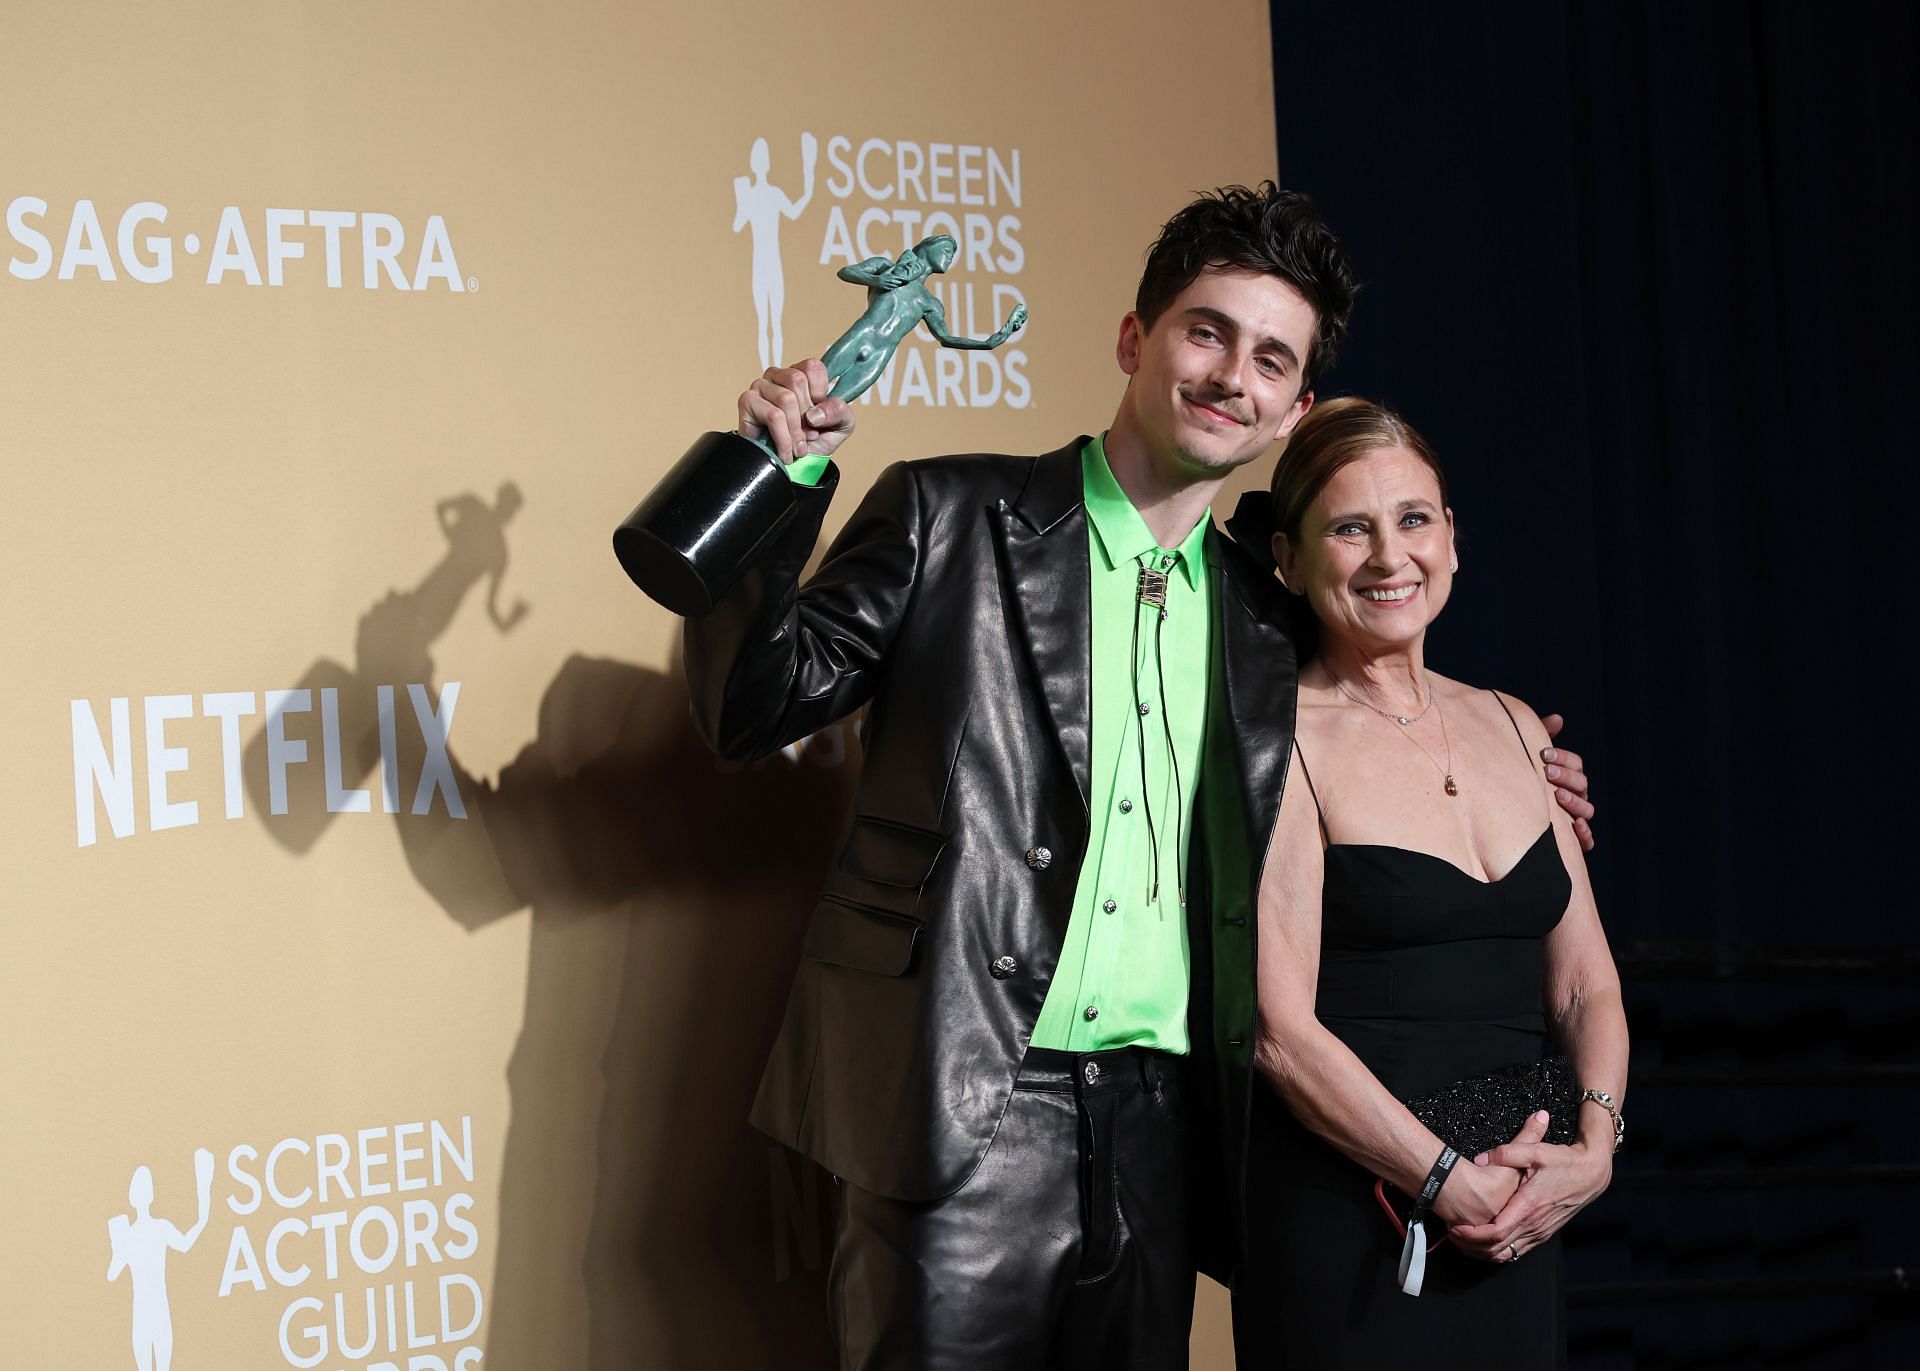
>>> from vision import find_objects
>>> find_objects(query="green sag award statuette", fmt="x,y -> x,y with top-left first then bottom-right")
613,234 -> 1028,616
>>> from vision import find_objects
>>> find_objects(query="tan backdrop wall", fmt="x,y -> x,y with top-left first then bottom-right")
3,2 -> 1278,1365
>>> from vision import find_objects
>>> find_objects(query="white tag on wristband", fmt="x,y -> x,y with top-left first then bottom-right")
1396,1143 -> 1456,1296
1398,1218 -> 1429,1296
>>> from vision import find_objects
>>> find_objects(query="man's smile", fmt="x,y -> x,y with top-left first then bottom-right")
1180,389 -> 1249,426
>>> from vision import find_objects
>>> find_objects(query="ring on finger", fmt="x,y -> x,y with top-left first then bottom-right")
1505,1242 -> 1520,1263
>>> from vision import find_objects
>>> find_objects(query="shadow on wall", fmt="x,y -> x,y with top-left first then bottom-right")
243,484 -> 854,1371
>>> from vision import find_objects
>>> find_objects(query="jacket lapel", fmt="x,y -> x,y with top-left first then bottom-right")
1207,526 -> 1299,875
995,440 -> 1093,812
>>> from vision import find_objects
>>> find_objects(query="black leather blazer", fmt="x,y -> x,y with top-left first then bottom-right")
683,439 -> 1299,1275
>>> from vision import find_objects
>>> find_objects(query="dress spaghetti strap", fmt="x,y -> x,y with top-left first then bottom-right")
1489,691 -> 1537,770
1489,690 -> 1557,823
1292,739 -> 1330,844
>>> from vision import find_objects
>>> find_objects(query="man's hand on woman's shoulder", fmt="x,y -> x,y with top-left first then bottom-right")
1540,714 -> 1595,852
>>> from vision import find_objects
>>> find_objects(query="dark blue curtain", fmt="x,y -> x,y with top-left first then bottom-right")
1267,3 -> 1917,1364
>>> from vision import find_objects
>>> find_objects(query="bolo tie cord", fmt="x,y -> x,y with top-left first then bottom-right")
1132,556 -> 1186,911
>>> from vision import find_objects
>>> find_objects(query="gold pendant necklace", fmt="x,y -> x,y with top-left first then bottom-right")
1413,687 -> 1451,794
1329,671 -> 1435,726
1328,667 -> 1459,797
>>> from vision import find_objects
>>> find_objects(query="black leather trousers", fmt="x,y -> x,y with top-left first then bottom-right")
829,1045 -> 1193,1371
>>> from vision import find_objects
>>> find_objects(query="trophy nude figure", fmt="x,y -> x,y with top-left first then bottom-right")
614,233 -> 1028,615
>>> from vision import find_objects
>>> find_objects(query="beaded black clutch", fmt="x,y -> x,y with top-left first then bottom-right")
1401,1054 -> 1579,1157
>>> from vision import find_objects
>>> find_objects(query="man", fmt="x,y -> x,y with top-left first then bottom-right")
678,184 -> 1593,1368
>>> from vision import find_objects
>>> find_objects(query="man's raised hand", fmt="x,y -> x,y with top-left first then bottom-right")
740,358 -> 856,463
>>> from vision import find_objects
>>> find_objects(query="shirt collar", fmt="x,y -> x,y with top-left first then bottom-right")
1080,433 -> 1208,589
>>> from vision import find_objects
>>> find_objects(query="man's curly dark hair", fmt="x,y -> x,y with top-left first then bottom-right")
1135,182 -> 1358,392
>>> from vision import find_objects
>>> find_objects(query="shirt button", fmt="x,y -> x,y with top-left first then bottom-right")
1084,1005 -> 1100,1022
990,955 -> 1017,980
1025,846 -> 1052,870
1102,898 -> 1117,914
1118,799 -> 1133,813
1138,702 -> 1151,716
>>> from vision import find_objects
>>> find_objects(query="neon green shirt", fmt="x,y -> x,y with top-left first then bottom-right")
786,436 -> 1211,1052
786,453 -> 831,485
1029,436 -> 1210,1051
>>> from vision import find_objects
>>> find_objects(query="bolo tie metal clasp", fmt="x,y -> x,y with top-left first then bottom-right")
1136,566 -> 1169,608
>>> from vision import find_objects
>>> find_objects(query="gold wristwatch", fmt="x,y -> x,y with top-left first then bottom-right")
1578,1088 -> 1624,1153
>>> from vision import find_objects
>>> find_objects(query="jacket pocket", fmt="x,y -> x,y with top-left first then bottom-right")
836,816 -> 948,889
802,896 -> 921,976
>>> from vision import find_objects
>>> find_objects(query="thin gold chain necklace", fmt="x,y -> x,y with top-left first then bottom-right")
1328,670 -> 1435,727
1327,668 -> 1459,797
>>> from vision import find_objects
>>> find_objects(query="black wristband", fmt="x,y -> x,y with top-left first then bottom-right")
1409,1144 -> 1459,1222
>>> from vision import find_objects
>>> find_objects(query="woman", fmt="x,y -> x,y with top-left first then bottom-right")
1233,398 -> 1629,1368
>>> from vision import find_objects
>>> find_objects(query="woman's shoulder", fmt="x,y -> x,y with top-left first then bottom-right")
1431,673 -> 1551,746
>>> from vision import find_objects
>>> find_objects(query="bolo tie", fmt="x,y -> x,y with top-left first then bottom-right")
1131,554 -> 1185,911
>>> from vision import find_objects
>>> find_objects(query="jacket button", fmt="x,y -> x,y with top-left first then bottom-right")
1025,846 -> 1052,870
990,955 -> 1017,980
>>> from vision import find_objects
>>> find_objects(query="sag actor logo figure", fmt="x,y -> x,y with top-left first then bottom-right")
734,133 -> 819,369
106,1148 -> 214,1371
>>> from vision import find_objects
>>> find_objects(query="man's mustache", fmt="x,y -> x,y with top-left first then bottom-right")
1178,386 -> 1251,425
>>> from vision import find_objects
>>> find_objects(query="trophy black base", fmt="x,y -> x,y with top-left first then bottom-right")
613,430 -> 798,617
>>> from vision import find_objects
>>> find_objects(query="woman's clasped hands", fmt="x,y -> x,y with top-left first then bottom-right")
1442,1110 -> 1614,1262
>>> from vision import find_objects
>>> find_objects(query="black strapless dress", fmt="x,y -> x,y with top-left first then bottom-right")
1233,824 -> 1573,1370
